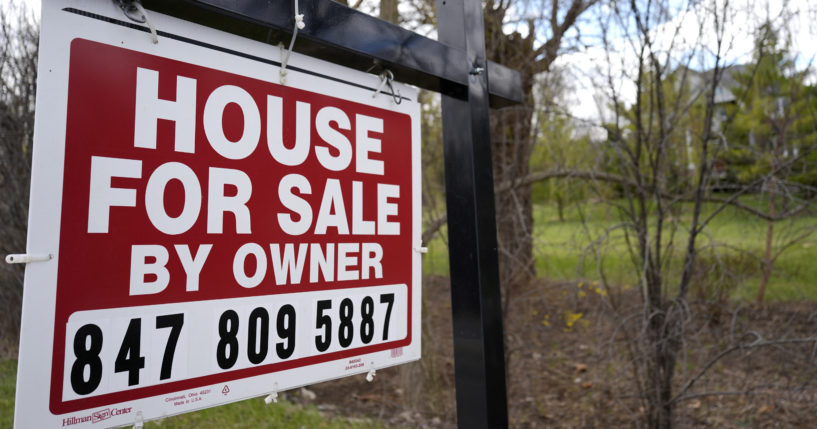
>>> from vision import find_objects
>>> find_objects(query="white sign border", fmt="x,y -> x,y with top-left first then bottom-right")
14,1 -> 421,427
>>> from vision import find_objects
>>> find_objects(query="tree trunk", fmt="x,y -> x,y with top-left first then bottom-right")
482,7 -> 535,291
757,130 -> 782,303
482,0 -> 586,290
757,189 -> 776,303
491,101 -> 536,288
481,0 -> 591,290
643,225 -> 679,429
379,0 -> 398,24
646,311 -> 678,429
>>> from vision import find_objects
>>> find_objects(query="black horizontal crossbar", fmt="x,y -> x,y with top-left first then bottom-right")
142,0 -> 522,107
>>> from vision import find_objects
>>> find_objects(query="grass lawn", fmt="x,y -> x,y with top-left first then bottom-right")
1,360 -> 15,429
0,360 -> 390,428
424,196 -> 817,301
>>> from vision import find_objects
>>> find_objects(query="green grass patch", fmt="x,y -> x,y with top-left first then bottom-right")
144,398 -> 390,429
530,197 -> 817,300
0,359 -> 391,428
422,224 -> 450,276
423,196 -> 817,301
1,359 -> 16,429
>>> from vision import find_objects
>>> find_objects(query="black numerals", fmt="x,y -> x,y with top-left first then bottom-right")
315,300 -> 332,352
276,305 -> 296,359
314,294 -> 396,352
380,293 -> 394,340
216,305 -> 298,368
70,314 -> 185,395
114,318 -> 145,386
68,292 -> 399,396
216,310 -> 240,369
247,308 -> 269,364
70,324 -> 103,395
338,298 -> 354,347
360,296 -> 374,344
156,314 -> 184,380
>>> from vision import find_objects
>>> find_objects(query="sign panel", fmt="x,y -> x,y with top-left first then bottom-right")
15,1 -> 420,427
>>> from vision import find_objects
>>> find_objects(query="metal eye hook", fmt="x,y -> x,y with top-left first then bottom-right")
116,0 -> 146,23
280,0 -> 305,85
372,69 -> 402,105
386,80 -> 402,105
115,0 -> 158,44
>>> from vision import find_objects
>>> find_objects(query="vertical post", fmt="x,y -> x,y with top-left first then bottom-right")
436,0 -> 509,427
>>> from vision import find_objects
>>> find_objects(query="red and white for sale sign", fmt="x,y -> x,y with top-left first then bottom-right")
15,1 -> 420,427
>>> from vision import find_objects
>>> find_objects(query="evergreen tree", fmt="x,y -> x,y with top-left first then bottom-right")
722,21 -> 817,301
723,22 -> 817,191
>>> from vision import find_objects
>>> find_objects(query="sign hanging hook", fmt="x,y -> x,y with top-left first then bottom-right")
280,0 -> 306,85
372,70 -> 402,105
116,1 -> 158,44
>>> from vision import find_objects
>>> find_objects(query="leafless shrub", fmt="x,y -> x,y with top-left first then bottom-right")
0,1 -> 38,357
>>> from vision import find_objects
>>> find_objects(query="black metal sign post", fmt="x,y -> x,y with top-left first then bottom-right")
436,0 -> 510,427
143,1 -> 520,427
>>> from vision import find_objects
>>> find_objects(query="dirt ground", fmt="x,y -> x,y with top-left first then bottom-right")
299,276 -> 817,428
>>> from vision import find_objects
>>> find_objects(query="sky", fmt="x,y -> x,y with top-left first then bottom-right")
556,0 -> 817,123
